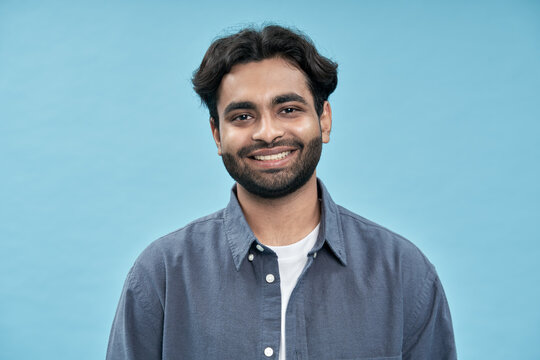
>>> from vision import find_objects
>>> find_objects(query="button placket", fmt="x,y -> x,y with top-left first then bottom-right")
259,249 -> 280,360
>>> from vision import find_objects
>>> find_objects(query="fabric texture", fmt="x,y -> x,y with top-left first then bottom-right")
268,223 -> 320,360
107,180 -> 456,360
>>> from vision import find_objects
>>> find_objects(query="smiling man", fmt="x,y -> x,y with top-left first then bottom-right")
107,25 -> 456,360
214,57 -> 330,202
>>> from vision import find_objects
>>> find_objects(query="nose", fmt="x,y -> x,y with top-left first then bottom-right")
251,112 -> 284,144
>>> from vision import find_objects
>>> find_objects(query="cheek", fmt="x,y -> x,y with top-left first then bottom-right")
289,119 -> 321,138
219,129 -> 247,153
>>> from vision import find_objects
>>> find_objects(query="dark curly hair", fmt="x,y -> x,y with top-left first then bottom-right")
192,25 -> 338,129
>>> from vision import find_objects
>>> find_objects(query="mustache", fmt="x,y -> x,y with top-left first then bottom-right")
237,139 -> 304,157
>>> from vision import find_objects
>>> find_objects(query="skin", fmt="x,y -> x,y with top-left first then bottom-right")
211,57 -> 332,246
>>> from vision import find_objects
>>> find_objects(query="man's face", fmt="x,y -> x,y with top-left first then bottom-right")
212,57 -> 332,198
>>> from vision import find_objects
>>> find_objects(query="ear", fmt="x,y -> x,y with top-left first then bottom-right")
210,117 -> 222,156
320,101 -> 332,144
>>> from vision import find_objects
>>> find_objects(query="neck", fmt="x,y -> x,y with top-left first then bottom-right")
236,174 -> 320,246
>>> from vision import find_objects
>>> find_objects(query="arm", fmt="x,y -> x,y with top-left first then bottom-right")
402,270 -> 457,360
106,264 -> 164,360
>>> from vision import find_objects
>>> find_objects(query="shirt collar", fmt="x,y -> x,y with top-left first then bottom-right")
223,179 -> 347,270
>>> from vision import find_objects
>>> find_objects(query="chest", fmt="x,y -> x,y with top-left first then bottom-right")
160,250 -> 404,359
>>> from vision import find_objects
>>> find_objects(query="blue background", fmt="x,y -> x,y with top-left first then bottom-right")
1,1 -> 539,359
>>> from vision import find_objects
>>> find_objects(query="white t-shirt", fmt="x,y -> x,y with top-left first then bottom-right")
267,224 -> 320,360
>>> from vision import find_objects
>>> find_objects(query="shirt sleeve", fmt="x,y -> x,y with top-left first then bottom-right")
402,269 -> 457,360
106,263 -> 164,360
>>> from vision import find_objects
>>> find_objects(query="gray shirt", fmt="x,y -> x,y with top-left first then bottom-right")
107,180 -> 456,359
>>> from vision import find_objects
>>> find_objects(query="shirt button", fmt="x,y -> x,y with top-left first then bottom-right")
248,253 -> 254,262
264,347 -> 274,357
265,274 -> 275,283
313,252 -> 318,258
256,244 -> 264,252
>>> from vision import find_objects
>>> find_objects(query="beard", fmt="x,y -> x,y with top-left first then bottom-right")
221,135 -> 322,199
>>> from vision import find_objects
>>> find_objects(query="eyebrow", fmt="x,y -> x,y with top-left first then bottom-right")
223,101 -> 256,116
272,93 -> 308,106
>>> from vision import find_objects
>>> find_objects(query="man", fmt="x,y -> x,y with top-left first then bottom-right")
107,25 -> 456,359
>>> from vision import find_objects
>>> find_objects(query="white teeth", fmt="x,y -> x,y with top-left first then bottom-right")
253,151 -> 291,161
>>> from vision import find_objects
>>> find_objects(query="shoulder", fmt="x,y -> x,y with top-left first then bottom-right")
130,208 -> 227,275
336,204 -> 435,279
335,204 -> 445,326
148,208 -> 225,251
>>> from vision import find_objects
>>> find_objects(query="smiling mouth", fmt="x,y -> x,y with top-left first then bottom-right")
252,151 -> 292,161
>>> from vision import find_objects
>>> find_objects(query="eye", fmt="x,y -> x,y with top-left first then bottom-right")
232,114 -> 253,122
282,107 -> 296,114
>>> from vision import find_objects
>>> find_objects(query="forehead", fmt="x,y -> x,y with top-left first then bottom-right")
216,57 -> 313,113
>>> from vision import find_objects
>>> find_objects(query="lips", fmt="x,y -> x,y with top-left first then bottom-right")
242,146 -> 297,170
253,151 -> 291,161
238,138 -> 303,157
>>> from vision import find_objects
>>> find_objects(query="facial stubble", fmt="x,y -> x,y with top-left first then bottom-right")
221,136 -> 323,199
